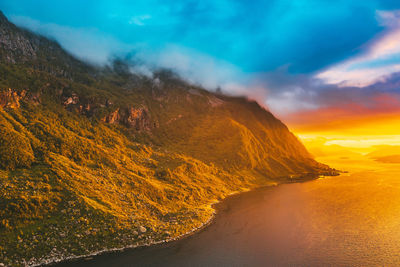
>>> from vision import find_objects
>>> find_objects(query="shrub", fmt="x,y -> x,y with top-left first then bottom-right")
0,124 -> 35,170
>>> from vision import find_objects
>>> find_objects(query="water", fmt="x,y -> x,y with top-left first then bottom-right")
58,156 -> 400,266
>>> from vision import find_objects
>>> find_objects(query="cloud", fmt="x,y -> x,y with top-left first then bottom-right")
123,44 -> 251,94
9,15 -> 135,65
317,64 -> 400,87
8,14 -> 255,97
263,69 -> 400,134
129,15 -> 151,26
155,47 -> 248,91
247,63 -> 400,133
317,10 -> 400,87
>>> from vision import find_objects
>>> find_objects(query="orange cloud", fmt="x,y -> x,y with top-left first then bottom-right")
281,93 -> 400,136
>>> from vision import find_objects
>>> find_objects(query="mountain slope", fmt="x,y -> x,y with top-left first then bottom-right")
0,11 -> 334,266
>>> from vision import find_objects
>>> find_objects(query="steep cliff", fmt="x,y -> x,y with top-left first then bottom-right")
0,11 -> 334,266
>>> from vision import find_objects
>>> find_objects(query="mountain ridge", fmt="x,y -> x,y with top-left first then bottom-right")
0,11 -> 335,266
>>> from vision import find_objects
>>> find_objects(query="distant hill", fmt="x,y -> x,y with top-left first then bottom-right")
0,11 -> 334,266
299,137 -> 363,158
367,145 -> 400,163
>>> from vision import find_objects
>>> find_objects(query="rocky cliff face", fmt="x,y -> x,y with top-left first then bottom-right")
0,12 -> 38,63
0,10 -> 93,80
101,106 -> 153,131
0,11 -> 335,266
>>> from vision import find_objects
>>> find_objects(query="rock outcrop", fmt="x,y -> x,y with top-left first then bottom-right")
0,88 -> 25,108
102,106 -> 152,131
0,88 -> 41,108
63,93 -> 79,106
102,108 -> 120,124
122,107 -> 151,130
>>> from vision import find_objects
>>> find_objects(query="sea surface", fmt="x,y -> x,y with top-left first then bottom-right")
57,155 -> 400,266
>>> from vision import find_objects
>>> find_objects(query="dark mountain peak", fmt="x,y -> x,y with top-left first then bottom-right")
0,10 -> 12,29
0,10 -> 7,22
0,11 -> 93,78
0,18 -> 38,64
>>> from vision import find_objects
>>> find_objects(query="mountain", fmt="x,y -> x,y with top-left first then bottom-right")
367,145 -> 400,163
0,11 -> 334,266
300,137 -> 364,158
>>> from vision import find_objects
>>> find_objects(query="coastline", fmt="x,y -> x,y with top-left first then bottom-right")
37,209 -> 217,267
37,189 -> 254,266
33,172 -> 337,267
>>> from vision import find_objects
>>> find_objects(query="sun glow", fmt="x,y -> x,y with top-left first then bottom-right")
292,116 -> 400,156
299,134 -> 400,148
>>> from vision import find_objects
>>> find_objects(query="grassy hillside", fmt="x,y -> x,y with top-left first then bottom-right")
0,11 -> 334,266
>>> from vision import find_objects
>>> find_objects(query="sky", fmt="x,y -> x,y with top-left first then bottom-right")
2,0 -> 400,148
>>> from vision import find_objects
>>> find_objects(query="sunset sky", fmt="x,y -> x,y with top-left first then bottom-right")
1,0 -> 400,149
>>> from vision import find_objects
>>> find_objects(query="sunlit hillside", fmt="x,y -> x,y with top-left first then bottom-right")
0,11 -> 335,266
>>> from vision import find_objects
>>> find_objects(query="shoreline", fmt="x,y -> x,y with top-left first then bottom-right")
38,209 -> 217,267
38,189 -> 254,266
35,172 -> 337,267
